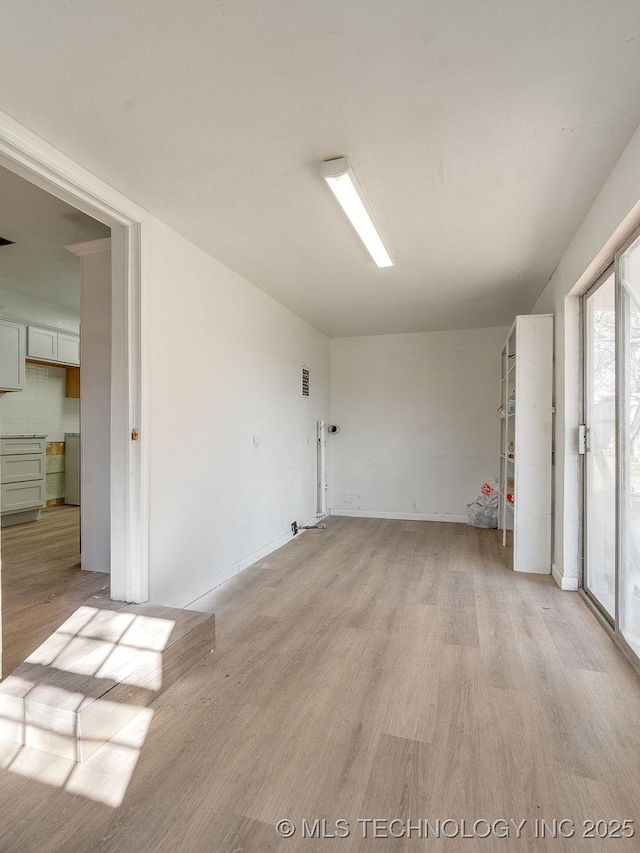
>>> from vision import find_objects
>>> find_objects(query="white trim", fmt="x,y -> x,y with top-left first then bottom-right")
179,566 -> 239,612
0,111 -> 147,223
237,530 -> 295,574
0,109 -> 149,603
330,509 -> 469,523
552,563 -> 579,591
181,514 -> 328,611
65,238 -> 111,256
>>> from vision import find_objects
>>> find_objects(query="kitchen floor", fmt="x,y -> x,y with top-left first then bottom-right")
1,505 -> 108,677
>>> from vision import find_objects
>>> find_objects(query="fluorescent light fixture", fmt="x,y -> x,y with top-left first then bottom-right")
321,157 -> 393,268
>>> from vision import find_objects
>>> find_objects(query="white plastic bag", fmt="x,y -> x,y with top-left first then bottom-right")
467,479 -> 499,528
478,478 -> 499,506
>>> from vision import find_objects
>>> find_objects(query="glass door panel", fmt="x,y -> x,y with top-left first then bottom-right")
584,272 -> 616,619
620,236 -> 640,656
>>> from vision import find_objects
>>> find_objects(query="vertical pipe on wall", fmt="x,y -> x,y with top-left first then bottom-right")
317,419 -> 327,517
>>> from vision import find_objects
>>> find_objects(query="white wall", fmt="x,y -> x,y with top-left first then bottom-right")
0,363 -> 79,441
0,290 -> 81,442
145,218 -> 330,607
532,123 -> 640,588
329,327 -> 508,521
78,245 -> 111,574
0,290 -> 80,441
0,287 -> 80,333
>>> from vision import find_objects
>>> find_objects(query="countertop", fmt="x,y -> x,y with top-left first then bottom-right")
1,434 -> 47,439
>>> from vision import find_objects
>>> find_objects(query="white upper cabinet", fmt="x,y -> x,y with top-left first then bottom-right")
57,332 -> 80,366
0,320 -> 26,391
28,326 -> 58,361
27,325 -> 79,366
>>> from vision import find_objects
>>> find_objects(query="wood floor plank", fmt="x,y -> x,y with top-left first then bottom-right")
1,517 -> 640,851
2,506 -> 108,677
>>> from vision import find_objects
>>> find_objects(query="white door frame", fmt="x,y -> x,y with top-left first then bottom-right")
0,110 -> 149,602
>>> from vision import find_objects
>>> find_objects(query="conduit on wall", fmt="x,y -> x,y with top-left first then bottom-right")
317,419 -> 327,517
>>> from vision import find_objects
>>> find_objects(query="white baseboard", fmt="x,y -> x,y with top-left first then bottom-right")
237,530 -> 292,573
181,512 -> 327,611
552,563 -> 579,591
175,564 -> 238,610
329,509 -> 468,524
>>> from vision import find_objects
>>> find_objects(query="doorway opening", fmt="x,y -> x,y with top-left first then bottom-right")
0,112 -> 148,679
0,165 -> 112,675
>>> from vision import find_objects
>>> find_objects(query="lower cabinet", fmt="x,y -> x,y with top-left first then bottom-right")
1,435 -> 47,527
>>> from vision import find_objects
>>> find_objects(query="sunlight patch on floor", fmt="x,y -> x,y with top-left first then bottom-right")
0,708 -> 154,807
0,604 -> 177,806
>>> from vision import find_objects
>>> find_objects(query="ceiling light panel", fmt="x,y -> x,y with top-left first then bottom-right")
321,158 -> 393,268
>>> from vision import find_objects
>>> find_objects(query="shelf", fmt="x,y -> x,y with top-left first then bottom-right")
497,314 -> 553,571
500,490 -> 515,509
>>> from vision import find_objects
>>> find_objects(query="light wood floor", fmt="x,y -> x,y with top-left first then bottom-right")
1,506 -> 108,677
1,516 -> 640,851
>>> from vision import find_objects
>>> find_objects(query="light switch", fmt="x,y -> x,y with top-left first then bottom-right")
252,435 -> 261,446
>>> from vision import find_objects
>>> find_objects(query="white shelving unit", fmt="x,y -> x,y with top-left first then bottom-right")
499,314 -> 553,573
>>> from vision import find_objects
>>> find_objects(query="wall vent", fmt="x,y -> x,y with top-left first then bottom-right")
301,365 -> 310,397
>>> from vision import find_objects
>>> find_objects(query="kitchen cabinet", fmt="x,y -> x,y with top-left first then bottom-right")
65,432 -> 80,505
0,320 -> 26,391
28,326 -> 58,361
58,333 -> 80,366
1,435 -> 47,527
27,326 -> 80,366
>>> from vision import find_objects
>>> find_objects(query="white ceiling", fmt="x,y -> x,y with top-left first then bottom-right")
0,166 -> 109,310
1,1 -> 639,335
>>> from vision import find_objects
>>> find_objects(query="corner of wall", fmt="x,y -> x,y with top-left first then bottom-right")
552,562 -> 579,592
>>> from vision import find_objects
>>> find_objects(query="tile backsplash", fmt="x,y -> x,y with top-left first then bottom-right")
0,364 -> 79,441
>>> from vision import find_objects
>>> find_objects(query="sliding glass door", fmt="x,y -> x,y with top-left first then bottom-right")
582,228 -> 640,667
584,271 -> 616,619
620,233 -> 640,657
